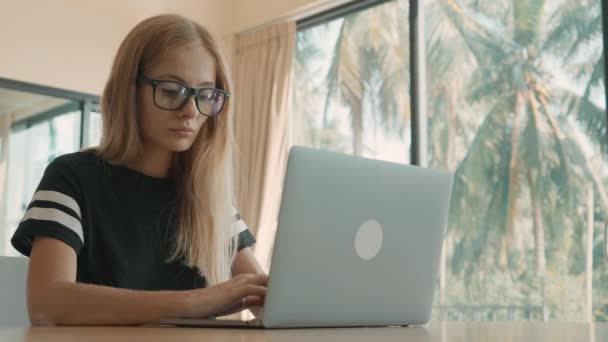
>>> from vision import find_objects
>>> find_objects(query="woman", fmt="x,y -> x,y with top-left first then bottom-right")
11,14 -> 267,326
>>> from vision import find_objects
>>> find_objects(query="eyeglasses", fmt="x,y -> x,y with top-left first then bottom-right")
137,75 -> 230,117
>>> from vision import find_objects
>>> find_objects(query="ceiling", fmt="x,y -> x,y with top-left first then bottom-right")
0,88 -> 71,122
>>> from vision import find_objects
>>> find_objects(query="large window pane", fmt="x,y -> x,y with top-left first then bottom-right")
86,110 -> 102,148
293,0 -> 411,164
1,95 -> 81,256
425,0 -> 607,321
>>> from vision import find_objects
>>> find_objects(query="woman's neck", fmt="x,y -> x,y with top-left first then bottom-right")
127,144 -> 174,179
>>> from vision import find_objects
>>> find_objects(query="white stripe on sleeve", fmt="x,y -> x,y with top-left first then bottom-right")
232,219 -> 248,235
32,190 -> 81,219
22,207 -> 84,243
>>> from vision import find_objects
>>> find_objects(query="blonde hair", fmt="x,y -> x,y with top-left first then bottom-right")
99,14 -> 237,285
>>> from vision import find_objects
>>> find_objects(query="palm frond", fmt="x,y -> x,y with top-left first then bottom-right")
322,18 -> 349,128
513,0 -> 545,46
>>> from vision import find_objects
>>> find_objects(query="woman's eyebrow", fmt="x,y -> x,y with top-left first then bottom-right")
155,73 -> 215,87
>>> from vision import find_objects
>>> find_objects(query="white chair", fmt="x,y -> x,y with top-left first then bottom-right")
0,256 -> 29,326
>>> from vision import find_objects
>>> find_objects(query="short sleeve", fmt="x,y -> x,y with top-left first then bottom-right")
230,207 -> 256,251
11,155 -> 85,256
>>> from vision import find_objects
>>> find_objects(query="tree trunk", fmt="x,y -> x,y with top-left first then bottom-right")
500,91 -> 526,267
439,86 -> 456,312
351,106 -> 363,156
585,183 -> 594,322
527,91 -> 547,275
439,238 -> 447,315
528,169 -> 546,275
348,75 -> 364,156
445,85 -> 456,171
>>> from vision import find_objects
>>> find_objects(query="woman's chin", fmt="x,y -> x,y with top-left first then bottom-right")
164,140 -> 195,152
171,144 -> 194,152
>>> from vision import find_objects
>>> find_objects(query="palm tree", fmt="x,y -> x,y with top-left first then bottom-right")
295,0 -> 607,320
322,1 -> 410,157
442,0 -> 605,270
425,0 -> 485,310
293,27 -> 352,151
424,0 -> 606,321
293,29 -> 322,147
544,0 -> 606,154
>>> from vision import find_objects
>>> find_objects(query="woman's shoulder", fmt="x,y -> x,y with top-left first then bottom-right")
55,149 -> 100,162
48,149 -> 105,176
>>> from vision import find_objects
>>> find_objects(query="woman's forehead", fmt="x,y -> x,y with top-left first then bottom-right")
148,43 -> 217,86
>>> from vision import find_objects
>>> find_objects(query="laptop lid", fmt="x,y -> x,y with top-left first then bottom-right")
262,146 -> 454,328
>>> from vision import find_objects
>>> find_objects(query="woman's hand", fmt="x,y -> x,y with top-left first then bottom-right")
232,247 -> 267,319
180,273 -> 268,318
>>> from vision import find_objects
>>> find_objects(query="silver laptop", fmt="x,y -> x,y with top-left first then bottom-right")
160,146 -> 454,329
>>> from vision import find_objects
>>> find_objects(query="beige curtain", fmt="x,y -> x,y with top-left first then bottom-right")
233,22 -> 296,269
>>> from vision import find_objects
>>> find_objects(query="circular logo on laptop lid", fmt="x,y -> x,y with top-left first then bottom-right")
355,219 -> 384,260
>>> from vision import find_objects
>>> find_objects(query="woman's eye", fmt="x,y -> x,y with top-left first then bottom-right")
199,93 -> 213,101
162,89 -> 181,97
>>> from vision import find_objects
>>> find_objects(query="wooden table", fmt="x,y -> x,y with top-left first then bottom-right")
1,321 -> 607,342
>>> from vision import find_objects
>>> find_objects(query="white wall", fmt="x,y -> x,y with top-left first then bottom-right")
0,0 -> 345,95
232,0 -> 349,33
0,0 -> 233,95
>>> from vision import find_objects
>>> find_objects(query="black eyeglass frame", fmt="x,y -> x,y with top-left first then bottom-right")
137,75 -> 230,117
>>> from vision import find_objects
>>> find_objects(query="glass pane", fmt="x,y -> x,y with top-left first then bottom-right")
425,0 -> 607,321
87,110 -> 102,148
292,0 -> 411,164
0,89 -> 81,256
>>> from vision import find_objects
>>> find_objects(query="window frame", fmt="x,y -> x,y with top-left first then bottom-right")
0,77 -> 101,149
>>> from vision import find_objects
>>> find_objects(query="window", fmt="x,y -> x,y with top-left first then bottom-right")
293,0 -> 411,164
425,0 -> 607,322
294,0 -> 608,321
0,80 -> 100,256
85,109 -> 103,148
4,108 -> 81,256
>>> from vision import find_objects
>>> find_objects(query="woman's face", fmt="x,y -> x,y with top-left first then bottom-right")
137,42 -> 217,152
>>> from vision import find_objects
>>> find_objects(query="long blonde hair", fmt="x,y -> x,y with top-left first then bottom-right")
99,14 -> 237,285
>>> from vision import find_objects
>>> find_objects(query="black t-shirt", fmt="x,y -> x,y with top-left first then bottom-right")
11,151 -> 256,290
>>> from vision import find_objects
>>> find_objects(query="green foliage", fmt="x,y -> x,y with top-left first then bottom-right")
294,0 -> 608,321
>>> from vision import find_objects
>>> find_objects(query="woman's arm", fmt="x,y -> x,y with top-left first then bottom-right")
233,247 -> 266,276
27,237 -> 267,326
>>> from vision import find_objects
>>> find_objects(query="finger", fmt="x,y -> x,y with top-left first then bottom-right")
224,285 -> 265,306
214,295 -> 265,318
243,295 -> 265,308
218,299 -> 247,316
213,296 -> 248,317
221,296 -> 264,316
230,273 -> 255,285
247,274 -> 269,286
215,296 -> 258,317
232,273 -> 268,286
234,285 -> 267,299
252,274 -> 268,286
